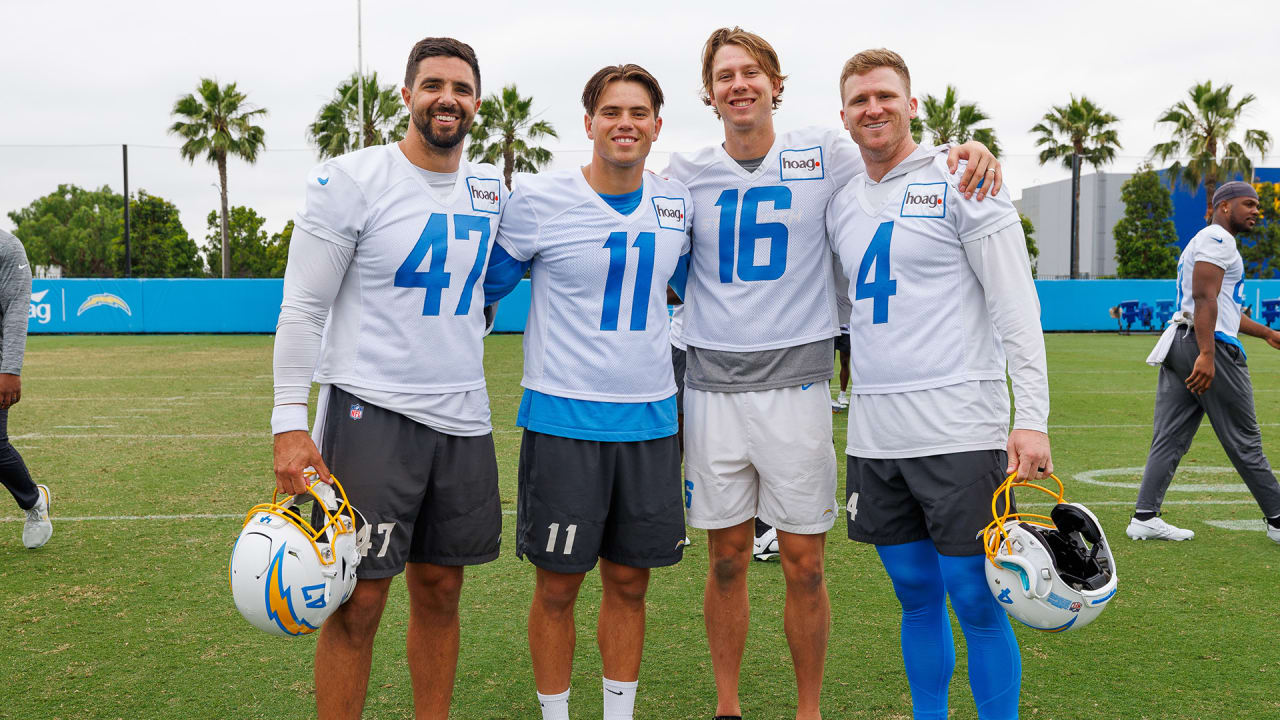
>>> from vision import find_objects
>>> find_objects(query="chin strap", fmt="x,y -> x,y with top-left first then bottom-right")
979,472 -> 1067,569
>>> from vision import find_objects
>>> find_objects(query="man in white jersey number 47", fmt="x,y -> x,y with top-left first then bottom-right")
1129,181 -> 1280,543
827,49 -> 1049,720
664,28 -> 1001,720
272,37 -> 503,720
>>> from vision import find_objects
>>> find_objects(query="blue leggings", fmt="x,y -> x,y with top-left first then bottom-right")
876,540 -> 1021,720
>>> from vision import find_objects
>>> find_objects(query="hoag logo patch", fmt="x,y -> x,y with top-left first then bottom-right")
779,146 -> 824,181
466,177 -> 502,214
900,182 -> 947,218
652,196 -> 686,231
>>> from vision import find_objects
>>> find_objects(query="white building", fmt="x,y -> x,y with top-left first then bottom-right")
1015,172 -> 1130,279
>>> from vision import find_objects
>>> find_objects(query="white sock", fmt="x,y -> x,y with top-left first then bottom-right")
602,677 -> 638,720
537,688 -> 570,720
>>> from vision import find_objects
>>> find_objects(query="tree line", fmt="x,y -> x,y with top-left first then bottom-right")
6,74 -> 1272,279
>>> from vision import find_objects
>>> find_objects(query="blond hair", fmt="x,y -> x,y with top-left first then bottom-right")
839,48 -> 911,100
699,27 -> 787,117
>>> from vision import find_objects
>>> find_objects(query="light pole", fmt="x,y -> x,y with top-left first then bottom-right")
356,0 -> 364,149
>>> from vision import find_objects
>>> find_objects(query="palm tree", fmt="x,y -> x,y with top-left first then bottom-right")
909,85 -> 1000,157
1151,80 -> 1272,219
308,72 -> 409,159
169,79 -> 267,279
1031,95 -> 1121,278
467,84 -> 557,189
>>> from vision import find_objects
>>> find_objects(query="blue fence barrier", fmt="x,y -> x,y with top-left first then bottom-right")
25,278 -> 1280,334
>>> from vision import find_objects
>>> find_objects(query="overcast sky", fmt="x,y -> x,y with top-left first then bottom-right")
2,0 -> 1276,252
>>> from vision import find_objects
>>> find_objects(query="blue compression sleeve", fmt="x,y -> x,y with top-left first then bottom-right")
876,540 -> 954,720
937,553 -> 1020,720
668,252 -> 690,301
483,242 -> 530,306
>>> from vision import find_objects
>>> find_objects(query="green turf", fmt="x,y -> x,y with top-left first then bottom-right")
3,332 -> 1280,719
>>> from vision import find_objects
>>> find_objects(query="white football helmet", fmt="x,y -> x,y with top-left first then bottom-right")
980,474 -> 1118,633
229,473 -> 362,636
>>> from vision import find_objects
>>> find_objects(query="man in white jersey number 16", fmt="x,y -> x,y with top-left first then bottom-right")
663,27 -> 1001,720
483,65 -> 692,720
272,37 -> 503,720
1130,181 -> 1280,544
827,49 -> 1048,720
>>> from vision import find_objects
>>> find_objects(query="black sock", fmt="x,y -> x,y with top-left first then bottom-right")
1266,516 -> 1280,529
1133,511 -> 1157,521
755,517 -> 772,536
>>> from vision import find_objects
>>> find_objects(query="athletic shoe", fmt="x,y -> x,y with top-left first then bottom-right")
22,484 -> 52,549
753,525 -> 779,561
1126,516 -> 1193,541
1267,522 -> 1280,545
837,391 -> 849,408
830,399 -> 844,414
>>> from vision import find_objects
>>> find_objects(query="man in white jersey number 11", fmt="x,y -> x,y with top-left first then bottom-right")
272,38 -> 503,720
1130,181 -> 1280,544
664,28 -> 1001,720
827,49 -> 1048,720
484,65 -> 692,720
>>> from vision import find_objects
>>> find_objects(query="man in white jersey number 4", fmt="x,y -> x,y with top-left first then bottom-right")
1129,181 -> 1280,543
664,28 -> 1001,720
272,38 -> 503,720
827,49 -> 1048,720
484,65 -> 692,720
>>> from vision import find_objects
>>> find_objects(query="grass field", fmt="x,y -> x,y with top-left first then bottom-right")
3,332 -> 1280,720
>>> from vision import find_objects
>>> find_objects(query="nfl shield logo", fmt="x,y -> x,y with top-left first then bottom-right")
349,403 -> 364,420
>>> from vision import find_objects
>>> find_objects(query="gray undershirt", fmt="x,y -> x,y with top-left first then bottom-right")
415,167 -> 458,195
686,339 -> 835,393
730,152 -> 767,174
0,230 -> 31,375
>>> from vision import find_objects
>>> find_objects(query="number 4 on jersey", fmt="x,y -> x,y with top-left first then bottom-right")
855,221 -> 896,324
394,213 -> 491,316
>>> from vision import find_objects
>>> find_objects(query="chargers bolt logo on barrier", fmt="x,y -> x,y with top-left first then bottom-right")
77,293 -> 132,317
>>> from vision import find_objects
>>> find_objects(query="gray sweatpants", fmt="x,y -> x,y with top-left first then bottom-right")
1136,328 -> 1280,517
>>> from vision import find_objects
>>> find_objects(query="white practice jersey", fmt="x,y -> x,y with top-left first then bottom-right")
665,127 -> 864,352
1176,224 -> 1245,338
827,147 -> 1022,394
497,169 -> 693,402
669,304 -> 686,351
294,144 -> 505,394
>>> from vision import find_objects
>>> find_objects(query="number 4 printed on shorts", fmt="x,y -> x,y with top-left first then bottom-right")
546,522 -> 578,555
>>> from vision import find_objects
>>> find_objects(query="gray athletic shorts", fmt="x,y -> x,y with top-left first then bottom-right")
845,450 -> 1012,556
672,345 -> 686,414
516,429 -> 685,574
316,386 -> 501,578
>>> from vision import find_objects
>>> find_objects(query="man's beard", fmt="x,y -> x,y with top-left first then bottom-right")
412,103 -> 472,150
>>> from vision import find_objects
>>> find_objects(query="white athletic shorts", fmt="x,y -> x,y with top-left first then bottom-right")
684,383 -> 838,534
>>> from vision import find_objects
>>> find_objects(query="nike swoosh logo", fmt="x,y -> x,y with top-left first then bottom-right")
18,264 -> 28,269
606,689 -> 623,696
1215,237 -> 1224,243
801,383 -> 814,390
317,177 -> 329,185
